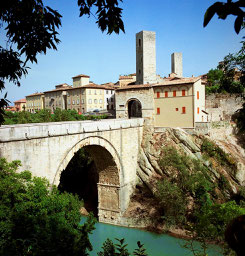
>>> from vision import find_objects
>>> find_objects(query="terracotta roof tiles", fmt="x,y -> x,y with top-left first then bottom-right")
72,74 -> 90,79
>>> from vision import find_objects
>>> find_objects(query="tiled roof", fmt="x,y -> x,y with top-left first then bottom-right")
116,84 -> 152,91
72,74 -> 90,79
116,77 -> 201,91
119,76 -> 135,80
44,86 -> 72,93
67,83 -> 107,90
14,99 -> 26,103
153,77 -> 201,87
26,92 -> 44,97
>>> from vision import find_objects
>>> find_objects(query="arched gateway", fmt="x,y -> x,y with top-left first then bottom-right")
128,99 -> 142,118
53,136 -> 122,222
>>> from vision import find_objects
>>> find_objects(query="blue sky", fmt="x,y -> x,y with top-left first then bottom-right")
1,0 -> 244,103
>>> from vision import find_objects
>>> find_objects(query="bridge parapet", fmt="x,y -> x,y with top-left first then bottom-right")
0,118 -> 144,142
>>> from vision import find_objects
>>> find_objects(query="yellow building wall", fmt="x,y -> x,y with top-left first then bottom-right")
26,95 -> 43,113
154,84 -> 194,128
85,88 -> 104,112
193,80 -> 207,122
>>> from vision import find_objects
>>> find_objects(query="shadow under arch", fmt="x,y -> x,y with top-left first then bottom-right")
53,136 -> 122,222
127,98 -> 142,118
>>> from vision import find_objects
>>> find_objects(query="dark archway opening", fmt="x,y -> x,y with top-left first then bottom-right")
128,99 -> 142,118
58,148 -> 99,217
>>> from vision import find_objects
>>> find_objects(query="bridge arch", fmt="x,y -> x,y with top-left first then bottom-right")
53,136 -> 123,222
127,98 -> 142,118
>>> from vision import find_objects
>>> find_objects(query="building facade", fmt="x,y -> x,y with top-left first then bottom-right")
14,99 -> 26,112
44,84 -> 72,112
116,30 -> 208,130
26,93 -> 44,113
67,84 -> 105,113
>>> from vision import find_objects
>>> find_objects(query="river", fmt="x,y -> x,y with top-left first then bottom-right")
83,219 -> 223,256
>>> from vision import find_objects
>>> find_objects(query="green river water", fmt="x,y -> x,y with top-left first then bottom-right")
82,219 -> 223,256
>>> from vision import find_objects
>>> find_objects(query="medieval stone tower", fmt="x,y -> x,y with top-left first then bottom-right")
136,31 -> 157,84
171,52 -> 183,77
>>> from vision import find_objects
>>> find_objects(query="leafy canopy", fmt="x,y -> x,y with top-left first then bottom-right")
0,158 -> 96,256
204,0 -> 245,34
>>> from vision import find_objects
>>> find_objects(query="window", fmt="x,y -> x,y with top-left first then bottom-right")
81,99 -> 84,104
89,90 -> 91,95
88,99 -> 92,104
173,90 -> 176,97
165,91 -> 168,97
197,91 -> 199,100
139,38 -> 141,47
94,99 -> 97,104
77,99 -> 80,104
197,107 -> 200,114
99,99 -> 103,104
94,90 -> 97,95
139,69 -> 141,74
68,100 -> 70,105
106,90 -> 109,94
157,92 -> 160,98
111,98 -> 114,102
182,107 -> 186,114
176,108 -> 178,111
157,108 -> 160,115
107,98 -> 109,103
100,90 -> 102,95
182,90 -> 186,96
72,100 -> 75,105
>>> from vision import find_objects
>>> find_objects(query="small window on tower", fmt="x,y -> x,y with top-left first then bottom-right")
139,39 -> 141,47
139,69 -> 141,74
182,107 -> 186,114
157,108 -> 160,115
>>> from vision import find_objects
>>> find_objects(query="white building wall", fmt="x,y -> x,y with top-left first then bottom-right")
193,79 -> 207,122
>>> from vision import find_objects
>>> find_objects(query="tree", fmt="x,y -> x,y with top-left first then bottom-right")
204,0 -> 245,34
0,0 -> 124,124
0,158 -> 96,255
206,39 -> 245,94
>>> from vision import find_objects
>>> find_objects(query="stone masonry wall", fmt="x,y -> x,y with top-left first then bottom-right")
206,93 -> 243,122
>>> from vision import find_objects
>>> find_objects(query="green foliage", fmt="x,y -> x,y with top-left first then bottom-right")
201,138 -> 237,169
98,238 -> 148,256
3,108 -> 108,124
206,68 -> 224,94
194,201 -> 245,241
0,158 -> 96,256
204,1 -> 245,34
156,179 -> 187,227
157,147 -> 215,227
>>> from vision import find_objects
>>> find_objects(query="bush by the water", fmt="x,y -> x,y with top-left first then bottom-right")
3,109 -> 108,125
156,146 -> 245,252
0,158 -> 96,256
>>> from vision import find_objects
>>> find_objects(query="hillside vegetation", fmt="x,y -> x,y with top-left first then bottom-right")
125,127 -> 245,255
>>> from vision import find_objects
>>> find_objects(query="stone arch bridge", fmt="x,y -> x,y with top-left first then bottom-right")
0,118 -> 144,224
